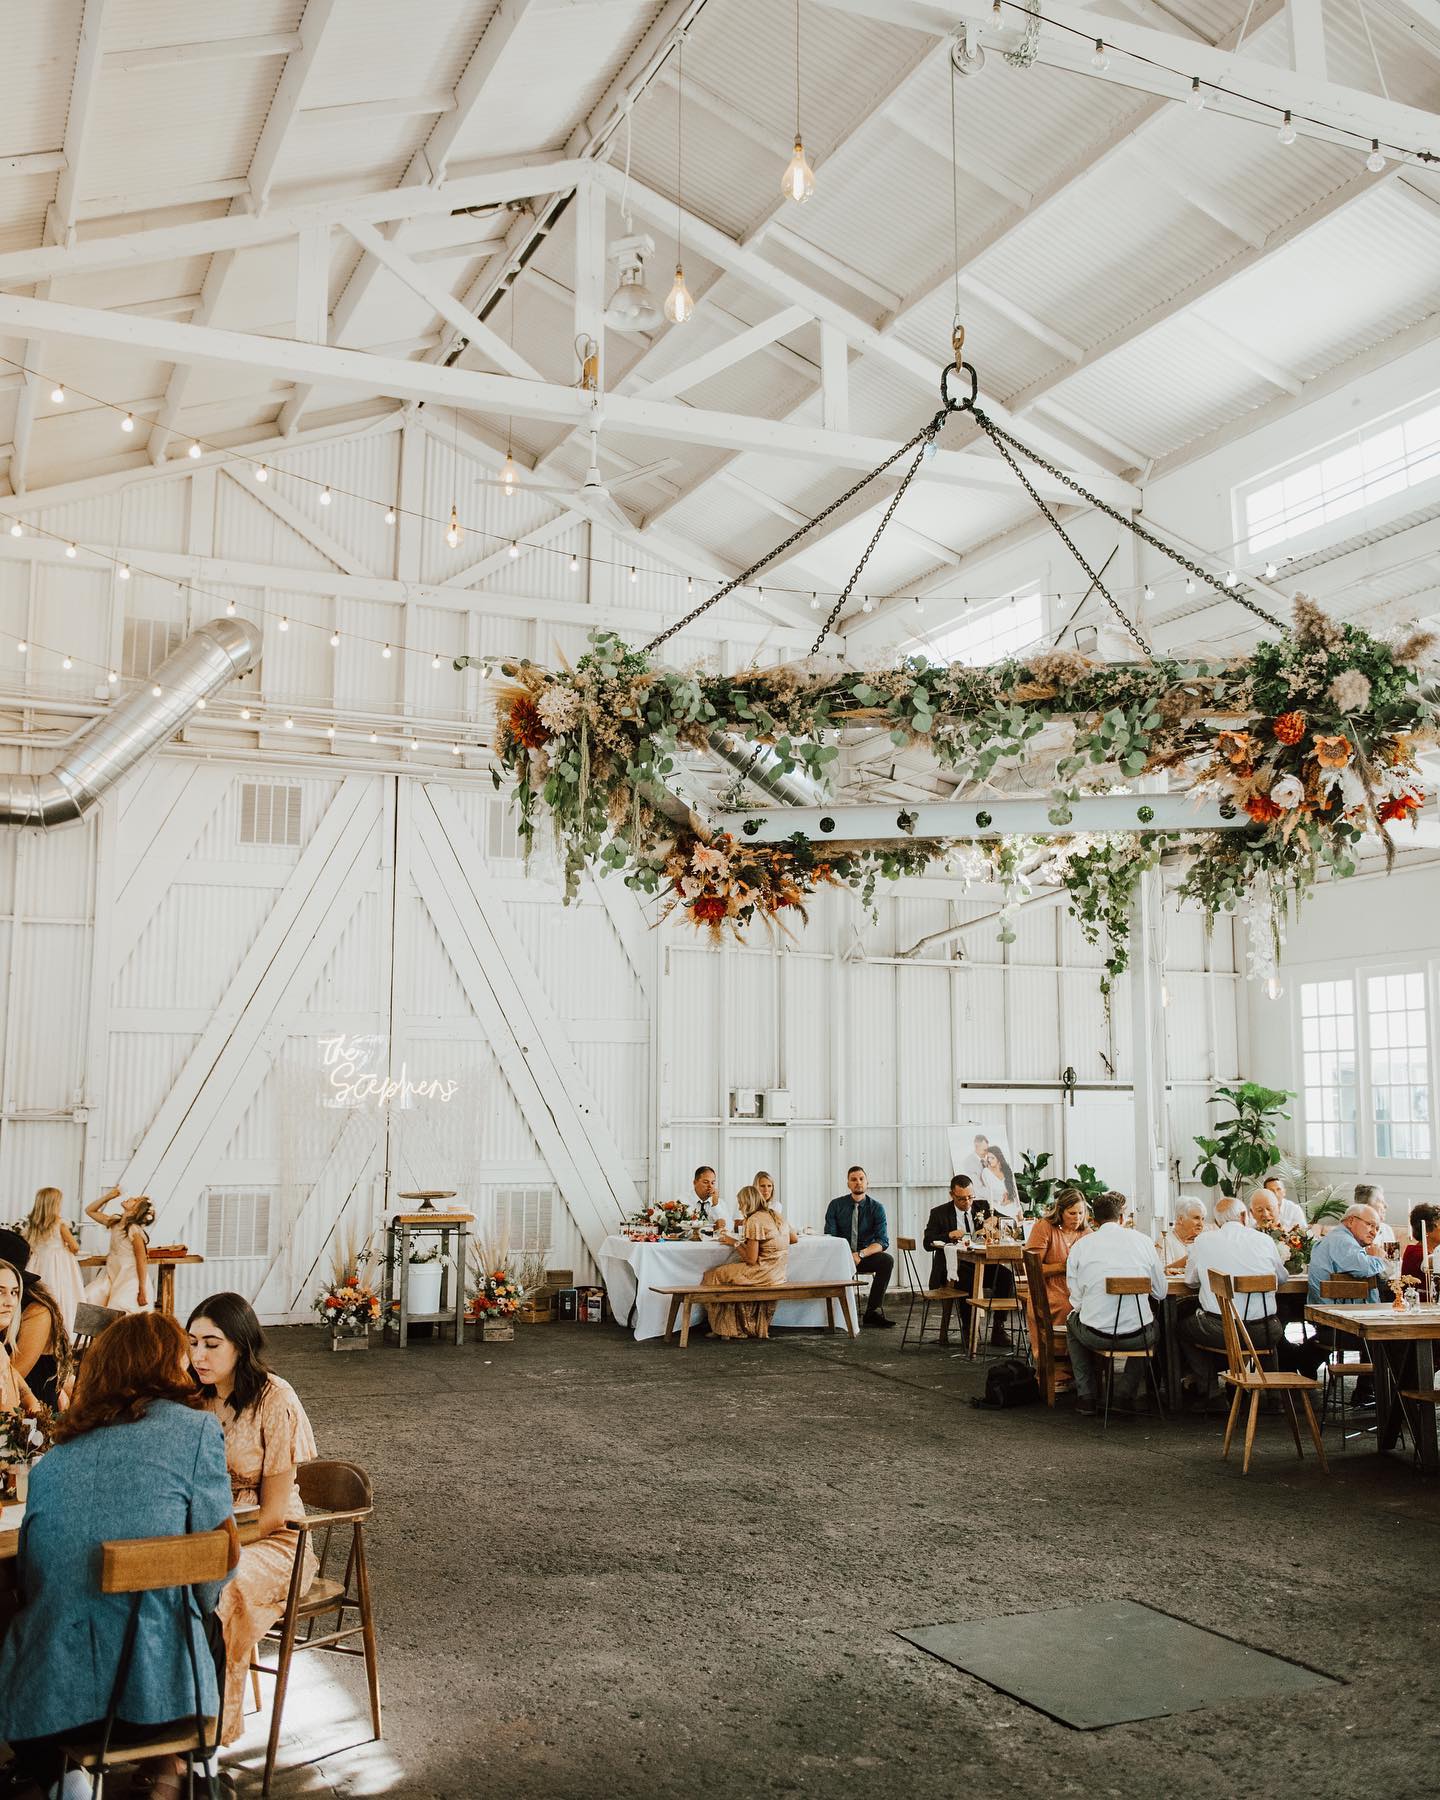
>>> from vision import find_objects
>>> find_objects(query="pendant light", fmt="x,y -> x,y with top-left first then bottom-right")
781,0 -> 816,203
603,108 -> 663,333
446,408 -> 462,548
664,34 -> 695,324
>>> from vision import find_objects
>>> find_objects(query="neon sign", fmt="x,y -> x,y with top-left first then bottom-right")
318,1034 -> 460,1108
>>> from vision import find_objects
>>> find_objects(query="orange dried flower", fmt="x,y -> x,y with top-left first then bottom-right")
1312,734 -> 1352,768
1378,792 -> 1423,825
1217,730 -> 1254,765
1245,793 -> 1283,824
503,694 -> 549,752
692,895 -> 728,925
1272,711 -> 1306,745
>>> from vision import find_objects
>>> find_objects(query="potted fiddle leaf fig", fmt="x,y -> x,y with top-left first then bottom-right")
1192,1082 -> 1293,1199
1015,1151 -> 1056,1218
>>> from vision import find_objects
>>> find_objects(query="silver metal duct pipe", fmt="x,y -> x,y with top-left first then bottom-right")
0,617 -> 262,829
707,730 -> 827,808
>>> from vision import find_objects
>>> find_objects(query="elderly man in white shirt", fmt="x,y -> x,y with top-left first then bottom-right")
1064,1190 -> 1168,1417
1178,1210 -> 1289,1395
1262,1175 -> 1306,1233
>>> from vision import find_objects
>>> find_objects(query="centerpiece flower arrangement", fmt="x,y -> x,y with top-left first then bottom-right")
0,1405 -> 53,1501
1258,1224 -> 1315,1273
470,1267 -> 527,1318
461,600 -> 1436,993
627,1198 -> 709,1240
313,1224 -> 381,1345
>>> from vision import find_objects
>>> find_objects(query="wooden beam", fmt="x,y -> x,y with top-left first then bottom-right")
220,465 -> 382,578
53,0 -> 111,236
247,0 -> 342,210
645,306 -> 812,401
103,32 -> 302,73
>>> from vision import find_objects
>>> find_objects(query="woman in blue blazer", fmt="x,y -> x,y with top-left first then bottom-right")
0,1311 -> 235,1795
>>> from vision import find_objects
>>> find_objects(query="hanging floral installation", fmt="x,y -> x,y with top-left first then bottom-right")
458,597 -> 1436,988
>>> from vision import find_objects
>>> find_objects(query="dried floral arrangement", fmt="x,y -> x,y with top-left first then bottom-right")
459,599 -> 1436,990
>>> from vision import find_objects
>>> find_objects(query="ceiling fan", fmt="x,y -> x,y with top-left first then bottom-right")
479,424 -> 677,532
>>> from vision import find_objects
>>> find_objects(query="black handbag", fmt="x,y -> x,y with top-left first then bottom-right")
971,1356 -> 1040,1409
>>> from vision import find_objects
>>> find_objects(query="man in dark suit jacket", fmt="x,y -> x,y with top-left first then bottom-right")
824,1165 -> 894,1327
923,1175 -> 987,1290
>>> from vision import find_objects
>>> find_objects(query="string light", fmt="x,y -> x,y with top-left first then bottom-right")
326,726 -> 335,739
194,694 -> 205,708
384,506 -> 396,524
240,708 -> 251,720
861,597 -> 873,612
686,576 -> 694,595
65,542 -> 77,558
369,731 -> 378,743
810,593 -> 820,609
1278,111 -> 1296,145
120,412 -> 135,433
508,539 -> 520,559
1091,37 -> 1109,68
7,522 -> 20,537
570,554 -> 579,572
16,641 -> 25,655
410,736 -> 419,750
62,655 -> 72,669
1143,583 -> 1154,602
1367,139 -> 1386,172
117,563 -> 130,581
1187,77 -> 1204,111
49,384 -> 64,404
1264,561 -> 1277,579
331,630 -> 341,647
629,566 -> 638,583
1185,577 -> 1197,594
432,653 -> 441,668
452,742 -> 462,755
187,440 -> 202,459
254,465 -> 268,483
108,669 -> 118,683
278,615 -> 289,631
319,485 -> 332,506
225,599 -> 236,615
151,684 -> 162,697
381,643 -> 392,658
284,716 -> 294,729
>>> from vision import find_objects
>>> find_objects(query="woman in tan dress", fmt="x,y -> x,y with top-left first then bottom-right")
187,1292 -> 317,1744
700,1184 -> 794,1339
1023,1187 -> 1089,1355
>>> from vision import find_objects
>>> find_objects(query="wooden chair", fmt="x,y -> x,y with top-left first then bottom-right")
1095,1277 -> 1165,1428
897,1236 -> 961,1351
1021,1248 -> 1072,1405
253,1460 -> 381,1797
1217,1282 -> 1328,1475
61,1525 -> 236,1798
1316,1277 -> 1376,1449
72,1300 -> 125,1355
963,1248 -> 1023,1358
1191,1272 -> 1274,1412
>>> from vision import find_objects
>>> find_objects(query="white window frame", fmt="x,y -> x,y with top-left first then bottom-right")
1234,387 -> 1440,563
1289,953 -> 1440,1175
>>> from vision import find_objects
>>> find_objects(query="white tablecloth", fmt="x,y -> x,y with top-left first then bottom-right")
598,1234 -> 859,1341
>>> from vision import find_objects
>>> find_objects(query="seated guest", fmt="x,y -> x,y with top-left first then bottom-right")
1025,1189 -> 1088,1353
1064,1191 -> 1166,1416
1214,1195 -> 1247,1227
0,1226 -> 73,1411
824,1166 -> 894,1328
1159,1198 -> 1209,1273
187,1293 -> 317,1749
0,1259 -> 44,1415
753,1169 -> 779,1218
1354,1182 -> 1397,1249
1262,1174 -> 1306,1232
700,1184 -> 792,1340
1179,1209 -> 1290,1397
1247,1189 -> 1281,1232
0,1312 -> 235,1797
692,1165 -> 731,1231
1309,1203 -> 1390,1303
1401,1204 -> 1440,1284
923,1175 -> 984,1290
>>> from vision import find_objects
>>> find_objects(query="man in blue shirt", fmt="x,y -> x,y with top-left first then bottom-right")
1308,1203 -> 1391,1304
824,1166 -> 894,1328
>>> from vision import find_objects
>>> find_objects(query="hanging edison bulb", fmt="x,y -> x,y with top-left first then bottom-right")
446,505 -> 461,549
502,451 -> 517,495
781,136 -> 815,203
664,264 -> 695,324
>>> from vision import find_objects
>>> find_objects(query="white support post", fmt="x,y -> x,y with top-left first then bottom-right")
1128,867 -> 1170,1234
819,323 -> 850,432
1289,0 -> 1328,80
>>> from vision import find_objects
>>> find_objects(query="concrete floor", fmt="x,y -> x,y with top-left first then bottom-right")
247,1318 -> 1440,1800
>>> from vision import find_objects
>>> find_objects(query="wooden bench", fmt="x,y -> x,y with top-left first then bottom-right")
651,1282 -> 863,1346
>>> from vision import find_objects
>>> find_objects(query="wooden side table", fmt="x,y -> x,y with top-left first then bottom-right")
383,1212 -> 472,1348
77,1253 -> 203,1317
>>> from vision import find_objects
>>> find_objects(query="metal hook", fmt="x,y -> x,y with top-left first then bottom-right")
940,359 -> 978,411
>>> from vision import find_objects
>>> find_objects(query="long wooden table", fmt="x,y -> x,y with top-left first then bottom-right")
1305,1302 -> 1440,1476
945,1244 -> 1025,1355
1161,1273 -> 1308,1402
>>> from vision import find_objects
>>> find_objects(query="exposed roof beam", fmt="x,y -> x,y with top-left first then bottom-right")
1029,398 -> 1146,471
102,31 -> 302,73
642,306 -> 812,400
53,0 -> 112,236
247,0 -> 341,210
0,152 -> 66,178
0,158 -> 591,287
881,100 -> 1033,209
820,0 -> 1440,153
299,93 -> 456,129
957,273 -> 1083,362
77,177 -> 252,222
1186,315 -> 1303,395
1131,151 -> 1269,248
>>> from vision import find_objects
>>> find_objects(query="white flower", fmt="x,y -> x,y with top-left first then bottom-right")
537,686 -> 581,734
1327,669 -> 1372,714
1269,775 -> 1304,811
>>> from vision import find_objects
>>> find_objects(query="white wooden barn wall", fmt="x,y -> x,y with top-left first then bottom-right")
0,426 -> 1246,1319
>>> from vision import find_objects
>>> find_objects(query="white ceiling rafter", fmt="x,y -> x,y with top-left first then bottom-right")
0,290 -> 1106,503
247,0 -> 342,211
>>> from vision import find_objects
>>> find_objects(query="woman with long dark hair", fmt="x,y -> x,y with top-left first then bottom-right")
186,1292 -> 318,1747
0,1311 -> 235,1797
0,1226 -> 73,1411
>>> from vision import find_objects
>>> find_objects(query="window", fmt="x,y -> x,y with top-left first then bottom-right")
204,1189 -> 272,1260
239,781 -> 302,847
1238,389 -> 1440,556
1367,972 -> 1431,1161
1300,980 -> 1358,1158
918,587 -> 1045,666
493,1186 -> 554,1254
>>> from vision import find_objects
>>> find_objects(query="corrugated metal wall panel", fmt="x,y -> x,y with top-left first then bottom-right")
104,1033 -> 199,1159
114,883 -> 273,1009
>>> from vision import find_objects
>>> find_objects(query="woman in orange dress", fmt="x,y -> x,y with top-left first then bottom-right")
186,1291 -> 317,1745
1024,1188 -> 1089,1352
700,1184 -> 795,1339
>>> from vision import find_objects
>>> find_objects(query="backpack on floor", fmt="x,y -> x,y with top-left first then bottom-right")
971,1356 -> 1040,1409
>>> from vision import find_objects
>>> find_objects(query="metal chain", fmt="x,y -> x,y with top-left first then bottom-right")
969,411 -> 1153,655
973,408 -> 1288,632
808,420 -> 944,654
644,416 -> 943,653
